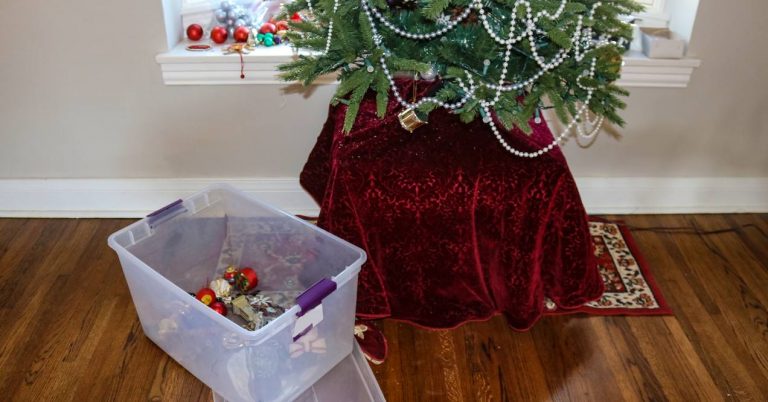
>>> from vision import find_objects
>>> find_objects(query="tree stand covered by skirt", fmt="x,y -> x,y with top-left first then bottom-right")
301,80 -> 603,345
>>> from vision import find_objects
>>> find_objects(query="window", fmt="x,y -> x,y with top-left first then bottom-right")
635,0 -> 668,27
156,0 -> 701,88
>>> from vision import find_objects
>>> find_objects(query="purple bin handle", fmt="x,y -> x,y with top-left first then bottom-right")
147,199 -> 185,227
296,278 -> 337,317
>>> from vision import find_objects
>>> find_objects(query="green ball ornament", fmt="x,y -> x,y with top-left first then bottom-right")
263,33 -> 274,47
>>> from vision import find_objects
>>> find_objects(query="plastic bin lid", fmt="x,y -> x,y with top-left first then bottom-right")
213,341 -> 385,402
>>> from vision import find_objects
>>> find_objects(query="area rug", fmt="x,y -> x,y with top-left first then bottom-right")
548,220 -> 672,316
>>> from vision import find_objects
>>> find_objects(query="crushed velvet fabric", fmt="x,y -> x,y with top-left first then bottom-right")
300,79 -> 603,330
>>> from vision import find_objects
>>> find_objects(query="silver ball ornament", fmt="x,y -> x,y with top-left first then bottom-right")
235,18 -> 246,28
227,10 -> 238,20
215,9 -> 228,23
419,67 -> 437,81
220,1 -> 234,11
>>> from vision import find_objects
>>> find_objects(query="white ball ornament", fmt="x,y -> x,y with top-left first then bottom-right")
210,278 -> 232,298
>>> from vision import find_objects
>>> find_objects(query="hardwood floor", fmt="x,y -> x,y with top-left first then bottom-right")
0,215 -> 766,401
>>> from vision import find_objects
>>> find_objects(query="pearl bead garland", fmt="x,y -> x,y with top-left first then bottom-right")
322,0 -> 340,54
355,0 -> 613,157
306,0 -> 315,16
367,1 -> 474,40
363,0 -> 475,111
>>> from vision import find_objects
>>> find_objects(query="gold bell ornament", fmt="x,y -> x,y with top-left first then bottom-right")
397,108 -> 427,133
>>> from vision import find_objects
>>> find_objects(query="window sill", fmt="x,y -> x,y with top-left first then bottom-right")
618,50 -> 701,88
156,44 -> 701,88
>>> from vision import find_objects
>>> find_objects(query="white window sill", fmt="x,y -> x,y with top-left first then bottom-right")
618,50 -> 701,88
156,43 -> 701,88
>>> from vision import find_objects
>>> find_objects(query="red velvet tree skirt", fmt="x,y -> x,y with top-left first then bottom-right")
300,81 -> 603,330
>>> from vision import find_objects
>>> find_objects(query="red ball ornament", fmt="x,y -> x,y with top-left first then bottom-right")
223,266 -> 238,284
275,20 -> 289,31
210,301 -> 228,316
186,24 -> 204,41
234,26 -> 250,43
235,267 -> 259,292
259,22 -> 277,34
290,12 -> 303,22
195,288 -> 217,306
210,26 -> 228,44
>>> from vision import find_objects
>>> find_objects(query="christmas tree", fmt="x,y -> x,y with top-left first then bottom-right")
279,0 -> 644,158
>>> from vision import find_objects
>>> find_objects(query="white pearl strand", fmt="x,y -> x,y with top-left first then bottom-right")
357,0 -> 611,157
576,112 -> 604,139
306,0 -> 315,15
469,58 -> 600,158
361,0 -> 476,110
478,11 -> 519,111
476,0 -> 566,46
367,1 -> 474,40
322,0 -> 340,54
365,0 -> 601,93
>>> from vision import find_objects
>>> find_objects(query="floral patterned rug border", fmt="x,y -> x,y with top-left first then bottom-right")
548,219 -> 673,316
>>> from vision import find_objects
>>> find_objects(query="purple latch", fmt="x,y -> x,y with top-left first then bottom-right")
296,278 -> 337,317
292,324 -> 314,342
147,199 -> 185,227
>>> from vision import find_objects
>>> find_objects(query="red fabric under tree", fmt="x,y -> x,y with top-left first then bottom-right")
300,80 -> 604,330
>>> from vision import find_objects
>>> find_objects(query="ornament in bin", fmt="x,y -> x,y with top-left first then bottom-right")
223,266 -> 238,284
195,288 -> 217,305
233,295 -> 262,329
236,267 -> 259,292
210,301 -> 228,316
186,24 -> 204,41
210,278 -> 232,298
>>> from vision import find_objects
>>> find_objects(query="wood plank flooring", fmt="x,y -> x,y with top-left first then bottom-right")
0,215 -> 766,401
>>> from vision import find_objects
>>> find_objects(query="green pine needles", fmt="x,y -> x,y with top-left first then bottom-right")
279,0 -> 644,137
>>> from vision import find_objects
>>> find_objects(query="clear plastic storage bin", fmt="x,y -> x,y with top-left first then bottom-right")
108,183 -> 367,402
214,342 -> 385,402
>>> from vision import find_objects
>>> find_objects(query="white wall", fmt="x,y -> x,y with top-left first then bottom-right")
0,0 -> 766,214
563,0 -> 768,178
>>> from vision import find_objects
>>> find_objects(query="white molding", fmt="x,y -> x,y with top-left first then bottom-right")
618,51 -> 701,88
156,44 -> 337,85
156,45 -> 700,88
0,179 -> 319,218
1,178 -> 766,218
575,178 -> 768,214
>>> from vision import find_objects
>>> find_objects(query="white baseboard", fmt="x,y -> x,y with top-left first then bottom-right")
0,177 -> 766,218
0,178 -> 319,218
575,177 -> 768,214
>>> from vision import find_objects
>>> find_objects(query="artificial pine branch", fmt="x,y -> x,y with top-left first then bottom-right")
280,0 -> 644,134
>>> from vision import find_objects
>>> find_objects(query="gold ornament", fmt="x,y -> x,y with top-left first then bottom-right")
397,108 -> 427,133
223,43 -> 253,55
